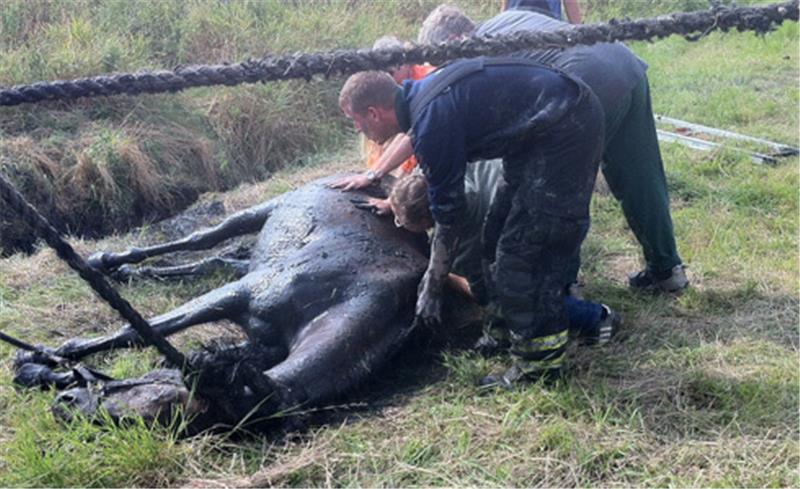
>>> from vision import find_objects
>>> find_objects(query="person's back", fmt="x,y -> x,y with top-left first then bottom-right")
401,58 -> 593,223
473,9 -> 688,293
476,10 -> 647,116
408,61 -> 579,156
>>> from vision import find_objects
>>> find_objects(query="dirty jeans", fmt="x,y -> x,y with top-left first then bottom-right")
490,90 -> 604,375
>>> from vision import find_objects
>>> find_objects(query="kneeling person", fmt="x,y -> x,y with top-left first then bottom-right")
389,167 -> 620,376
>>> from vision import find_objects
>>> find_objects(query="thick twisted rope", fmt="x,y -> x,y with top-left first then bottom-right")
0,0 -> 796,107
0,173 -> 188,368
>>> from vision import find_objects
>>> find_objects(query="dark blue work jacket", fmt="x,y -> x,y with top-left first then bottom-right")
395,58 -> 583,226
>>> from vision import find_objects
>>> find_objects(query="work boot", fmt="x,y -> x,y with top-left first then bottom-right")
579,304 -> 621,346
473,334 -> 510,358
478,362 -> 562,390
473,314 -> 510,358
479,329 -> 567,390
628,264 -> 689,294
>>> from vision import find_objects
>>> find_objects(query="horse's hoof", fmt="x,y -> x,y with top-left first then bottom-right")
13,362 -> 76,390
13,347 -> 58,368
87,251 -> 113,273
110,264 -> 133,282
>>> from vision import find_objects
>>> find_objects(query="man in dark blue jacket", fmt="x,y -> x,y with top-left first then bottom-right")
338,59 -> 604,386
417,6 -> 689,294
386,163 -> 620,353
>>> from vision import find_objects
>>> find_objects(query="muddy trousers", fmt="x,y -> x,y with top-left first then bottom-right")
495,214 -> 590,373
484,294 -> 604,344
488,93 -> 604,377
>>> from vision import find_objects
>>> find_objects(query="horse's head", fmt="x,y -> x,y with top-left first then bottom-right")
52,369 -> 200,426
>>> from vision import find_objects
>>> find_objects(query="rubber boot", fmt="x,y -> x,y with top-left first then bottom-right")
478,329 -> 567,389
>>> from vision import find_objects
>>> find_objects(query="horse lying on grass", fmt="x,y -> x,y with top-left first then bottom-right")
13,174 -> 451,432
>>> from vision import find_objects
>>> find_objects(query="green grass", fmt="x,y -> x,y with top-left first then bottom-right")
0,0 -> 496,255
1,388 -> 188,487
1,1 -> 799,487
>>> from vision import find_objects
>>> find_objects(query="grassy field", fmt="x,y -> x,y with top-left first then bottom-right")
1,1 -> 798,487
0,0 -> 496,254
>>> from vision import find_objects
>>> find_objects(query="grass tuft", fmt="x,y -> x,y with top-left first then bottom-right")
0,388 -> 188,487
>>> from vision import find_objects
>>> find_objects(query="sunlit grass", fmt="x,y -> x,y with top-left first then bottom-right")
0,1 -> 798,487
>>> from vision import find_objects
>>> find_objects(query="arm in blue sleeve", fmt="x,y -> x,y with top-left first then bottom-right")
410,102 -> 468,326
412,100 -> 468,227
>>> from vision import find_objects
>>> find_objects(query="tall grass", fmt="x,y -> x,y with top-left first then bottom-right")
0,0 -> 495,254
1,389 -> 188,487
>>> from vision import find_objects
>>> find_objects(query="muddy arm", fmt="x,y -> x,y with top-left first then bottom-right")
90,199 -> 278,272
415,223 -> 460,327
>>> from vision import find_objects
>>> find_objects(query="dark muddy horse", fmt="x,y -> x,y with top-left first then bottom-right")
14,174 -> 434,430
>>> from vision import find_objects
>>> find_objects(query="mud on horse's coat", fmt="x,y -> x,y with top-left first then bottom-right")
15,175 -> 430,430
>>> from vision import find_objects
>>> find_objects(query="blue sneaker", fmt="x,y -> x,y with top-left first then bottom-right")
582,305 -> 621,346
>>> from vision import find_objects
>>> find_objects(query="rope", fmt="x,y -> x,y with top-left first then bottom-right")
0,0 -> 796,395
0,173 -> 188,368
0,0 -> 795,107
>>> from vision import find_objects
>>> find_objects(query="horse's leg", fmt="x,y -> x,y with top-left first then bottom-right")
55,280 -> 252,360
265,282 -> 415,410
89,199 -> 278,273
114,257 -> 250,281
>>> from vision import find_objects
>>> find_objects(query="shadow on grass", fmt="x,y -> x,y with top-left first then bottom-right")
202,278 -> 798,443
584,279 -> 798,348
568,281 -> 798,438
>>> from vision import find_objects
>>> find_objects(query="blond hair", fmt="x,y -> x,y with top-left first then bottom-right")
339,71 -> 398,115
389,174 -> 433,228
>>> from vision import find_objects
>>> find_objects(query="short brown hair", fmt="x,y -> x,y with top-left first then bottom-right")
390,174 -> 433,229
339,71 -> 398,115
418,5 -> 475,44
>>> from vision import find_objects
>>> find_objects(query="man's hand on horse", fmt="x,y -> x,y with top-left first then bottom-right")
413,275 -> 443,329
329,174 -> 373,191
